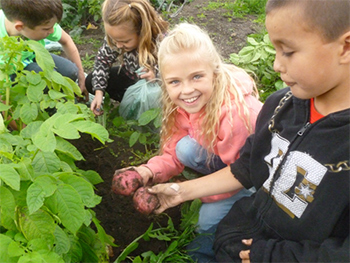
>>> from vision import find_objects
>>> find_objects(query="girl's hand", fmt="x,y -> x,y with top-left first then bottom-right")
239,239 -> 252,263
90,90 -> 104,116
148,183 -> 184,214
138,68 -> 156,81
132,166 -> 154,186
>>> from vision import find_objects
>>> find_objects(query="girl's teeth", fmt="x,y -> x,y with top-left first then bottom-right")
184,97 -> 198,103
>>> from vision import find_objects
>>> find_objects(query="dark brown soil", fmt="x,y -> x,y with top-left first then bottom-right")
72,134 -> 182,262
71,0 -> 262,261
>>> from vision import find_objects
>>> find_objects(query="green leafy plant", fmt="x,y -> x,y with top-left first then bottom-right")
61,0 -> 103,35
115,199 -> 201,263
108,107 -> 161,165
0,36 -> 114,262
229,33 -> 286,101
231,0 -> 267,21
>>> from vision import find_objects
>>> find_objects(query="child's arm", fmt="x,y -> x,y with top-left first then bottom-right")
59,30 -> 88,101
149,166 -> 244,214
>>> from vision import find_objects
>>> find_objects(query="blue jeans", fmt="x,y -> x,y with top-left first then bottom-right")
176,135 -> 254,262
25,54 -> 79,81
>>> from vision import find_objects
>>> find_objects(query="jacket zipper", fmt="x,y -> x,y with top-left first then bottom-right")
297,122 -> 311,136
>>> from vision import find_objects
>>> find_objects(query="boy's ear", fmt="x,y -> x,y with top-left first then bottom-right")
13,21 -> 25,32
339,30 -> 350,64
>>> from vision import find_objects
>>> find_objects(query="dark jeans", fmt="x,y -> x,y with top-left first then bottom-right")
85,66 -> 137,101
187,225 -> 217,263
25,54 -> 78,81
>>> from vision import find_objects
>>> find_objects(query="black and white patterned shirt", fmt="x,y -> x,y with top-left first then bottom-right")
91,38 -> 142,92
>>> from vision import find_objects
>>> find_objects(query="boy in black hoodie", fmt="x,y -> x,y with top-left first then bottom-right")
148,0 -> 350,262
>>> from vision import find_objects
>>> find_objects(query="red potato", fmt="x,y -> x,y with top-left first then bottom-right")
133,186 -> 160,215
112,168 -> 143,196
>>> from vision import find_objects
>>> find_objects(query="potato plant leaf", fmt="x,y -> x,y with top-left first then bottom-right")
32,151 -> 61,176
0,164 -> 20,191
27,175 -> 58,214
19,207 -> 56,241
53,184 -> 85,234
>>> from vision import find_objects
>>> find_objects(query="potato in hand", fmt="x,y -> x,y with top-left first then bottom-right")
133,186 -> 160,215
112,168 -> 143,196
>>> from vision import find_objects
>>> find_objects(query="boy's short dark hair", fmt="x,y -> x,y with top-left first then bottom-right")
266,0 -> 350,42
1,0 -> 63,29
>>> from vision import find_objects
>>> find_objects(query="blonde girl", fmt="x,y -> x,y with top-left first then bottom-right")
85,0 -> 168,115
127,23 -> 262,239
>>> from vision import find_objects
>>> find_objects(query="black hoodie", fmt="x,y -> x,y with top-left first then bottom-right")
214,88 -> 349,262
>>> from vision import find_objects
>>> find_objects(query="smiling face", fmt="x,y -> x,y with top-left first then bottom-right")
104,22 -> 139,52
266,5 -> 348,104
162,50 -> 215,114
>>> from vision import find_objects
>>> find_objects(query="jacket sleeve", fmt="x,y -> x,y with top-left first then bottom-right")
250,235 -> 349,262
144,126 -> 187,183
91,39 -> 119,92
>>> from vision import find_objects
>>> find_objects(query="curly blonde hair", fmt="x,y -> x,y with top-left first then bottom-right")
102,0 -> 168,70
158,23 -> 259,156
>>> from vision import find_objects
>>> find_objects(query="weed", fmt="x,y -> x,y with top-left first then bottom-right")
81,53 -> 96,71
114,200 -> 201,263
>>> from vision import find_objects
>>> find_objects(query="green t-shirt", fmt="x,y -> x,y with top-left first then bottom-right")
0,10 -> 62,66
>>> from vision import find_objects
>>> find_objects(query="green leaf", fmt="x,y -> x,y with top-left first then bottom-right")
14,158 -> 34,181
27,40 -> 55,71
20,121 -> 43,139
80,240 -> 99,263
250,51 -> 261,62
8,240 -> 25,257
129,131 -> 140,147
247,37 -> 259,46
32,128 -> 56,152
26,71 -> 41,85
54,184 -> 85,234
0,164 -> 20,190
27,175 -> 57,214
53,226 -> 71,255
0,102 -> 11,112
92,216 -> 116,247
0,234 -> 18,263
48,89 -> 67,100
19,207 -> 56,241
55,137 -> 84,161
138,109 -> 159,126
52,123 -> 80,139
79,170 -> 103,185
65,77 -> 82,97
238,46 -> 255,55
138,133 -> 147,145
40,251 -> 65,263
32,151 -> 61,176
27,81 -> 46,102
20,103 -> 38,124
264,46 -> 276,55
27,238 -> 53,252
0,186 -> 16,230
66,235 -> 83,263
72,120 -> 109,144
115,242 -> 139,262
58,173 -> 100,208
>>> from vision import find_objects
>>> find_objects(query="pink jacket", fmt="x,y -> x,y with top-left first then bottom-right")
145,72 -> 263,203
